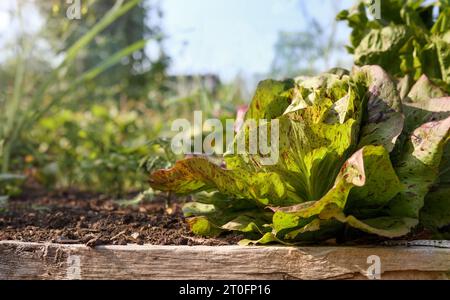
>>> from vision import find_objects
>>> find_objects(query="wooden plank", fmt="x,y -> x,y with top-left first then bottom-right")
0,241 -> 449,280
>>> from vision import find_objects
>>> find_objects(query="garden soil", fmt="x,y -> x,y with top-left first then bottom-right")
0,189 -> 242,246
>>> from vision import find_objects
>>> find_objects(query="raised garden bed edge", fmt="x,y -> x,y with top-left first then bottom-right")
1,241 -> 449,280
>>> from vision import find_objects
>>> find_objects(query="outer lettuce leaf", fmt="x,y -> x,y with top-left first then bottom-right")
396,96 -> 450,215
403,97 -> 450,135
149,157 -> 298,206
271,146 -> 406,240
182,192 -> 273,237
184,205 -> 272,238
353,25 -> 412,76
420,187 -> 450,231
354,65 -> 404,152
388,116 -> 450,218
239,232 -> 289,246
186,216 -> 223,237
405,74 -> 447,103
345,146 -> 404,217
333,214 -> 418,238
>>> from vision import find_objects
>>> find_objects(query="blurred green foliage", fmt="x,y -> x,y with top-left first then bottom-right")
0,1 -> 268,199
28,104 -> 162,195
0,0 -> 160,197
337,0 -> 450,92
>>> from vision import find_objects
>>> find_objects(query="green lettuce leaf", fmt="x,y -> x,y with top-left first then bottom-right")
332,214 -> 418,238
405,74 -> 447,103
245,79 -> 295,120
420,187 -> 450,231
271,145 -> 405,240
149,157 -> 297,206
353,25 -> 412,76
388,116 -> 450,218
354,65 -> 404,152
338,0 -> 450,93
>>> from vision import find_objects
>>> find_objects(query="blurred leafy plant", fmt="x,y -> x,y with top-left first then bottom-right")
337,0 -> 450,92
0,173 -> 25,205
0,0 -> 147,192
29,104 -> 163,195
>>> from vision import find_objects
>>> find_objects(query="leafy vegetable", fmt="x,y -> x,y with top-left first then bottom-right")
337,0 -> 450,93
149,65 -> 450,243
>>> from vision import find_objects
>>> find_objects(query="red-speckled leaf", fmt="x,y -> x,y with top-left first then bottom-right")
149,157 -> 296,206
271,146 -> 405,239
353,65 -> 404,152
388,116 -> 450,218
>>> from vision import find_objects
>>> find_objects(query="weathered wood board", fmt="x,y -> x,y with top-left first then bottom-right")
0,241 -> 449,280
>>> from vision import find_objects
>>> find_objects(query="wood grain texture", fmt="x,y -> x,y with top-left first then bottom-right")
0,241 -> 449,280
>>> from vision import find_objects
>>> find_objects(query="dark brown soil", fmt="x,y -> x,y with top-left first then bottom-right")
0,189 -> 243,246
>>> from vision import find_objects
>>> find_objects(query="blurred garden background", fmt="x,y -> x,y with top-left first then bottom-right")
0,0 -> 355,200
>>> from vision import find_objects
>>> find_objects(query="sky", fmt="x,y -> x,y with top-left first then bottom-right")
0,0 -> 355,82
160,0 -> 354,81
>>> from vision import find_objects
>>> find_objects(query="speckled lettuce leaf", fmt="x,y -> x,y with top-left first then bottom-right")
204,109 -> 359,206
353,65 -> 404,152
400,96 -> 450,186
182,192 -> 273,237
239,232 -> 289,246
353,25 -> 412,76
183,201 -> 272,238
405,74 -> 448,104
271,146 -> 406,240
338,1 -> 450,93
345,146 -> 404,218
333,214 -> 418,238
388,116 -> 450,218
149,157 -> 296,206
266,115 -> 359,202
245,79 -> 295,120
186,216 -> 223,237
420,187 -> 450,231
402,97 -> 450,135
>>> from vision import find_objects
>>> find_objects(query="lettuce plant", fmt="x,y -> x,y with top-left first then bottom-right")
149,66 -> 450,244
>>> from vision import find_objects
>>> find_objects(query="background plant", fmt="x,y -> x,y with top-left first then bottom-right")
27,103 -> 162,195
0,0 -> 170,198
337,0 -> 450,92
